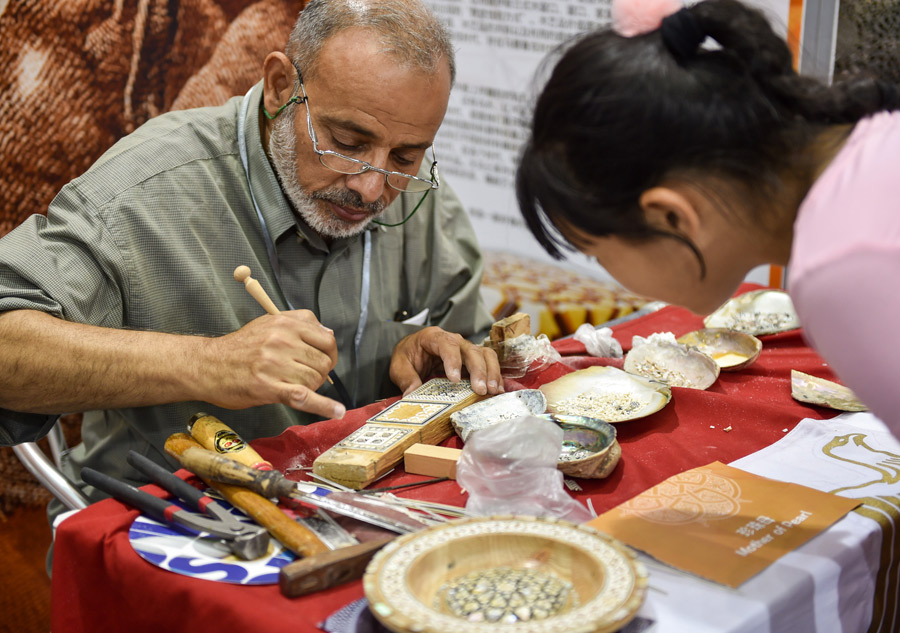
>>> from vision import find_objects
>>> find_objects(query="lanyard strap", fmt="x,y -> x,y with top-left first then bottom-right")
238,85 -> 280,277
237,84 -> 363,409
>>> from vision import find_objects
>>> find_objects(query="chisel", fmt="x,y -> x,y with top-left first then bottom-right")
175,445 -> 432,533
185,413 -> 368,548
164,433 -> 329,558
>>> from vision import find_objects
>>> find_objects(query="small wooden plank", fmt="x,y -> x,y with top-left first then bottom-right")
404,444 -> 462,479
313,378 -> 483,489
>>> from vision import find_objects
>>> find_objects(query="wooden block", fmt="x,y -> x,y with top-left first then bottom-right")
490,312 -> 531,343
313,378 -> 484,489
404,444 -> 462,479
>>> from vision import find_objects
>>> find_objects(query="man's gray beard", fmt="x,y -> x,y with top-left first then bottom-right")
268,107 -> 386,239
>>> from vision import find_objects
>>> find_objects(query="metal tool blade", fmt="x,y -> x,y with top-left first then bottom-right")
296,510 -> 359,550
289,483 -> 431,534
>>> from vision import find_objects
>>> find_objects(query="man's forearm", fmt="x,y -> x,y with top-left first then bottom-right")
0,310 -> 204,414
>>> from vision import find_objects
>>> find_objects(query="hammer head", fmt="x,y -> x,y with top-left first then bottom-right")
230,528 -> 271,560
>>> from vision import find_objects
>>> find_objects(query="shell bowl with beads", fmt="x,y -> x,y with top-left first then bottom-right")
539,366 -> 672,423
703,289 -> 801,336
624,333 -> 720,390
363,515 -> 648,633
676,328 -> 763,372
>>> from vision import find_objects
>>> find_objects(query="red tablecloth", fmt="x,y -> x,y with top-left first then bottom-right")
51,286 -> 840,633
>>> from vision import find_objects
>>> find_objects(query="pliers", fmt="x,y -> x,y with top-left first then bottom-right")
81,450 -> 270,560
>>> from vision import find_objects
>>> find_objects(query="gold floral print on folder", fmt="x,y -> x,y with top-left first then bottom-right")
587,461 -> 860,587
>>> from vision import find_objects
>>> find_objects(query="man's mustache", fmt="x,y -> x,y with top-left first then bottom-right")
311,188 -> 385,216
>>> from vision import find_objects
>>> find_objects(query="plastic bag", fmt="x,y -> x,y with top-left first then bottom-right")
573,324 -> 623,358
631,331 -> 679,350
455,415 -> 593,523
488,333 -> 562,379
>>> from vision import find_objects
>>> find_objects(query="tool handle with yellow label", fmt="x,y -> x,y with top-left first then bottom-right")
164,433 -> 328,558
188,412 -> 274,470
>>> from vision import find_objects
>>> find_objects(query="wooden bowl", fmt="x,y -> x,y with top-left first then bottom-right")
676,328 -> 762,371
363,515 -> 647,633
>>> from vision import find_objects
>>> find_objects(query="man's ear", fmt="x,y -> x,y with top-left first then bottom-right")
638,186 -> 702,242
262,52 -> 297,117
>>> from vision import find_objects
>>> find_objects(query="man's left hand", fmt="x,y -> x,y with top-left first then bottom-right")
389,326 -> 504,397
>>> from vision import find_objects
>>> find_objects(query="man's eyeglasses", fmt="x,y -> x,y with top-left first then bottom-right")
290,65 -> 440,195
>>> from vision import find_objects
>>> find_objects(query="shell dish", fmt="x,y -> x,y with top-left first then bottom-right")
677,328 -> 762,371
791,370 -> 868,412
539,366 -> 671,423
363,515 -> 648,633
541,413 -> 621,479
624,338 -> 720,390
703,289 -> 800,336
451,390 -> 547,442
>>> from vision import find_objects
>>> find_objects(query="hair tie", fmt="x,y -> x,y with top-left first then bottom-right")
612,0 -> 683,37
878,80 -> 900,108
660,8 -> 705,61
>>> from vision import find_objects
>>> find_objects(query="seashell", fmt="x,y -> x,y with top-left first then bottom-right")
540,413 -> 621,479
539,366 -> 671,423
791,370 -> 868,412
676,328 -> 762,371
450,390 -> 547,442
703,289 -> 800,336
623,336 -> 720,390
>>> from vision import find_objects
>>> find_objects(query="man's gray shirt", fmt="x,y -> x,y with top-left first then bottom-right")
0,83 -> 492,505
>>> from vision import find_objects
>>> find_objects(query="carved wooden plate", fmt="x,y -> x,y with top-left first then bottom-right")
363,516 -> 647,633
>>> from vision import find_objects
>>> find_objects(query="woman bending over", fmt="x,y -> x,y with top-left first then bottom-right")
517,0 -> 900,434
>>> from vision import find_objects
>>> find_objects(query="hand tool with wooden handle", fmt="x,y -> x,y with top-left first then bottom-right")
164,433 -> 328,558
170,436 -> 403,598
188,412 -> 274,470
233,265 -> 334,386
279,536 -> 393,598
176,446 -> 432,534
187,414 -> 357,549
234,265 -> 280,315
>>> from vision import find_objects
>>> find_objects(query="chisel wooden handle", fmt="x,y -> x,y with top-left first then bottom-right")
164,433 -> 327,558
234,265 -> 281,315
177,446 -> 296,499
188,412 -> 274,470
279,537 -> 393,597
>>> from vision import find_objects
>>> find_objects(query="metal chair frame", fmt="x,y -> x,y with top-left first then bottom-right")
12,420 -> 89,511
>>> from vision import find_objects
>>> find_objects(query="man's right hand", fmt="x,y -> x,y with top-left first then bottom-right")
0,309 -> 345,419
199,310 -> 345,419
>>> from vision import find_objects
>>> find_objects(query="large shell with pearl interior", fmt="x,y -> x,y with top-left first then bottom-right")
539,366 -> 671,423
791,370 -> 868,412
703,289 -> 800,336
623,336 -> 720,390
450,390 -> 547,442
